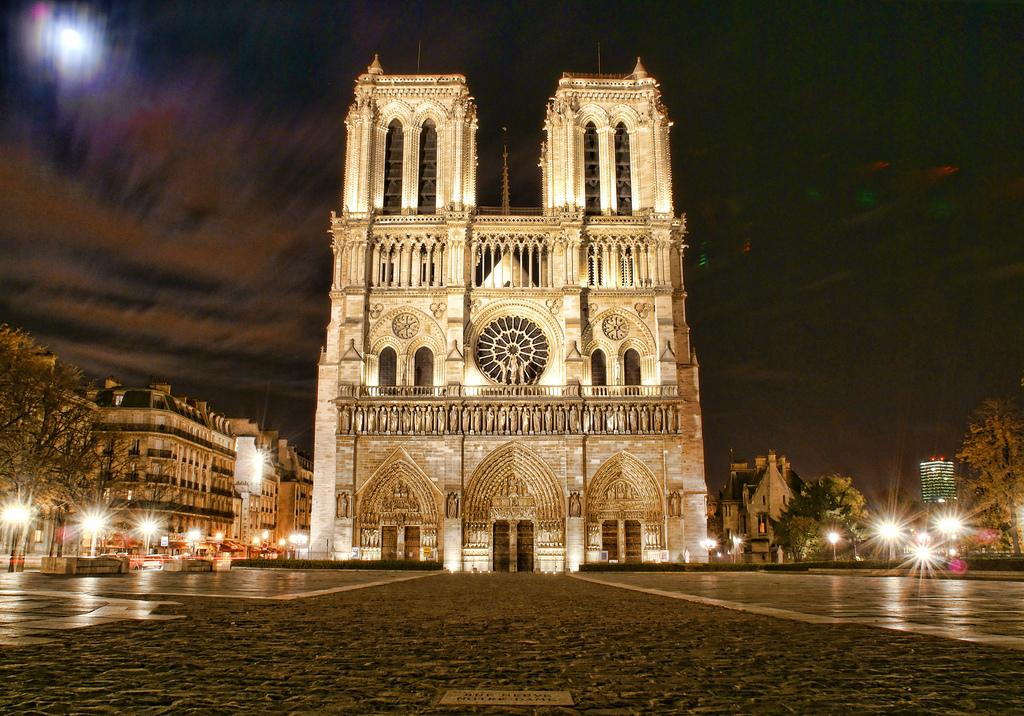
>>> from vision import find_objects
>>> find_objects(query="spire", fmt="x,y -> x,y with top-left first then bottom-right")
631,56 -> 648,79
368,54 -> 384,75
501,126 -> 510,214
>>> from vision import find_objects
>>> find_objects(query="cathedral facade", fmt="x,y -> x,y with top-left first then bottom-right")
310,56 -> 708,571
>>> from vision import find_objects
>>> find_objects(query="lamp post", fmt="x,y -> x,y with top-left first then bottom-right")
187,528 -> 202,557
2,504 -> 31,572
827,531 -> 840,561
139,521 -> 157,556
82,514 -> 105,557
700,538 -> 717,562
732,535 -> 742,564
937,516 -> 962,557
878,521 -> 900,564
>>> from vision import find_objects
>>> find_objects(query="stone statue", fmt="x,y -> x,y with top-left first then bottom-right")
485,406 -> 495,433
684,548 -> 690,564
669,491 -> 682,518
777,546 -> 785,564
446,491 -> 460,519
569,491 -> 582,518
336,492 -> 349,518
340,406 -> 351,434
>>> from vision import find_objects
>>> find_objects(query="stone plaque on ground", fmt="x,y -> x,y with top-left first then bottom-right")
439,690 -> 574,706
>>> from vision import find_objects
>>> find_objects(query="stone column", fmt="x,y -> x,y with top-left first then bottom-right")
443,517 -> 461,571
566,516 -> 584,572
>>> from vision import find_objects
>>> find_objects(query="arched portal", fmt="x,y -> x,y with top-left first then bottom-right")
357,448 -> 442,562
462,442 -> 565,572
585,452 -> 665,563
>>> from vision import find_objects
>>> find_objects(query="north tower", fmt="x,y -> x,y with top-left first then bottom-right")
310,57 -> 707,570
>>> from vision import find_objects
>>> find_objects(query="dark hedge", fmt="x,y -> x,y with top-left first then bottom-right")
234,559 -> 442,571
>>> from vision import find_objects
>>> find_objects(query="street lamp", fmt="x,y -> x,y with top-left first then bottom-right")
2,503 -> 31,572
82,513 -> 105,557
187,528 -> 202,556
878,521 -> 901,563
290,532 -> 308,559
138,521 -> 157,556
827,531 -> 841,561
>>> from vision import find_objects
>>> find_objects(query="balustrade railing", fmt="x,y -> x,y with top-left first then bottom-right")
352,384 -> 676,399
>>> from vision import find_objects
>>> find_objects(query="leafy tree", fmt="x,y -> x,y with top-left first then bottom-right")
773,474 -> 866,560
957,397 -> 1024,554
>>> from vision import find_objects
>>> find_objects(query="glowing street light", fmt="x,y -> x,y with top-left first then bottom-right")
877,521 -> 901,562
82,513 -> 105,557
732,535 -> 743,564
827,531 -> 841,561
186,528 -> 202,556
138,521 -> 158,556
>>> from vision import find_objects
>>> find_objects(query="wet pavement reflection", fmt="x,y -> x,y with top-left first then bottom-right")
575,572 -> 1024,650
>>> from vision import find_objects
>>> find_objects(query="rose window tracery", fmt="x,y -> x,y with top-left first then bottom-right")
476,316 -> 549,385
392,312 -> 420,339
602,315 -> 629,340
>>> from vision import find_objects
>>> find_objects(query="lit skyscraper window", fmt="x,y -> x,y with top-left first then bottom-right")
920,460 -> 956,503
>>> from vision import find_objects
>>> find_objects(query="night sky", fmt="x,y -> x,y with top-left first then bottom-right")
2,1 -> 1022,499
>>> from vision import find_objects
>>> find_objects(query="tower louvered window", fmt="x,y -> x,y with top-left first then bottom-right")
414,347 -> 434,386
383,120 -> 403,214
379,347 -> 397,386
418,119 -> 437,214
591,350 -> 607,386
624,348 -> 641,385
614,123 -> 632,215
583,122 -> 600,215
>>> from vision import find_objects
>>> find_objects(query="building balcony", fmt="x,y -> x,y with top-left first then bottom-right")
351,384 -> 677,400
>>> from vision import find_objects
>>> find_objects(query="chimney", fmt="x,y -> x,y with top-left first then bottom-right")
149,381 -> 172,394
104,376 -> 122,389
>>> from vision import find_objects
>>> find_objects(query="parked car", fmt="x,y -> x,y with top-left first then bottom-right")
141,554 -> 174,570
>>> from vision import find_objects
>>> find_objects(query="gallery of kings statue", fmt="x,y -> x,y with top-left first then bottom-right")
310,56 -> 709,571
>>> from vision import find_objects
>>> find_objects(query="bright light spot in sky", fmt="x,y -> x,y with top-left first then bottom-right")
20,3 -> 105,81
60,27 -> 83,51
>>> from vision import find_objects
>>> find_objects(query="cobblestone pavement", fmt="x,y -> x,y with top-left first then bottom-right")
0,592 -> 182,647
1,572 -> 1023,715
576,572 -> 1024,650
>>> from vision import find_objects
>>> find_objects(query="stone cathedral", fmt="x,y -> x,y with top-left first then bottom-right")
310,56 -> 708,571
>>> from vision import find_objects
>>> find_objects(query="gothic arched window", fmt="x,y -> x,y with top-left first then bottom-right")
413,346 -> 434,387
591,350 -> 607,386
614,123 -> 632,215
583,122 -> 600,215
383,120 -> 404,214
624,348 -> 641,386
379,347 -> 397,386
418,119 -> 437,214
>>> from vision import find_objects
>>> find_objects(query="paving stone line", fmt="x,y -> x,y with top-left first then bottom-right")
572,573 -> 1024,651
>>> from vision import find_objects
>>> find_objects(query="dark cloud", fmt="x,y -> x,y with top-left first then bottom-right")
2,1 -> 1023,496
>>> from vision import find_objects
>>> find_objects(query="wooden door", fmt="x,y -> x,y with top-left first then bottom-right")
601,520 -> 618,560
516,521 -> 534,573
404,526 -> 420,561
492,521 -> 510,572
381,526 -> 398,560
624,520 -> 642,563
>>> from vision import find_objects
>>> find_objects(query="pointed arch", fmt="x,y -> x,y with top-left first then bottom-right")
357,448 -> 442,552
586,452 -> 664,523
464,442 -> 565,525
417,119 -> 437,213
583,121 -> 600,215
383,119 -> 404,214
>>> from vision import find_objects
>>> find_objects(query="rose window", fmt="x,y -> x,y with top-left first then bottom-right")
477,316 -> 549,385
392,312 -> 420,339
602,315 -> 629,341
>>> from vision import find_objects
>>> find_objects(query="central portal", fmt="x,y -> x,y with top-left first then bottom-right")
516,521 -> 534,573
